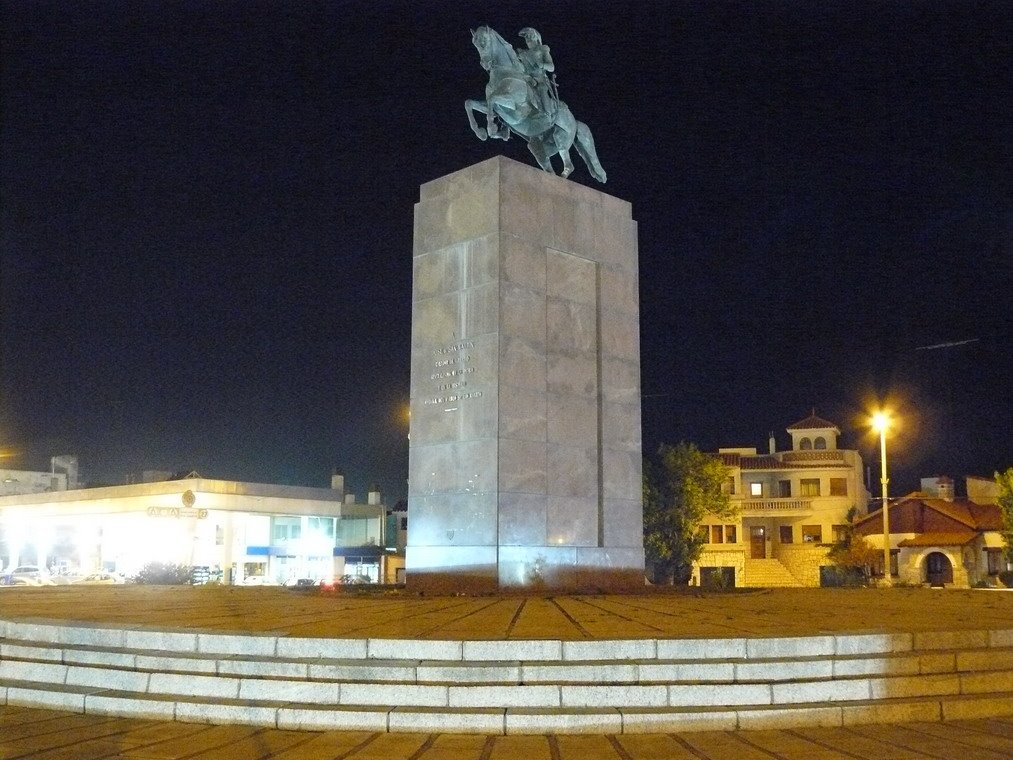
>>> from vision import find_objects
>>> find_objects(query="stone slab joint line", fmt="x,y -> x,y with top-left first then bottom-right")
546,598 -> 594,639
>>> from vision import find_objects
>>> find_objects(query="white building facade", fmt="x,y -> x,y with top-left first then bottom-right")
0,475 -> 396,584
695,413 -> 871,588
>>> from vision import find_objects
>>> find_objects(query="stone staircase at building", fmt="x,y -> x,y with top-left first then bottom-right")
2,618 -> 1012,734
743,558 -> 803,588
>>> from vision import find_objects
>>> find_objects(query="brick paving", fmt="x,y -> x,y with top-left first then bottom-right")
1,585 -> 1010,640
1,706 -> 1012,759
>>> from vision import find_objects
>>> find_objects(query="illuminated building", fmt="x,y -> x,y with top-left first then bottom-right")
694,412 -> 871,588
852,476 -> 1008,587
0,472 -> 402,584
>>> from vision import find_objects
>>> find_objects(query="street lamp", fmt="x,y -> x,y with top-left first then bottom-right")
872,411 -> 892,587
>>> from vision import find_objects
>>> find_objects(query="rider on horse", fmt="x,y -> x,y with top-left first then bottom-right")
517,28 -> 558,119
465,25 -> 607,182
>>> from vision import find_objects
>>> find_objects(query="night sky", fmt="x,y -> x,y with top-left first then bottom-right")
2,1 -> 1010,502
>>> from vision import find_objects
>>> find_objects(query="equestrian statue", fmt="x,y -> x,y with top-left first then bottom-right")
465,26 -> 607,183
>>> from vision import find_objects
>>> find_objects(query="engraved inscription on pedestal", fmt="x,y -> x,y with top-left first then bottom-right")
424,341 -> 482,410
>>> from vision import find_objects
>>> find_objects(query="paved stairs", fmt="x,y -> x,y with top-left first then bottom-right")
743,558 -> 803,588
1,618 -> 1011,735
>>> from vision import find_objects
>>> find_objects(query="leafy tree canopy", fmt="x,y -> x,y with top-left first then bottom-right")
827,505 -> 877,585
644,442 -> 735,584
996,467 -> 1013,563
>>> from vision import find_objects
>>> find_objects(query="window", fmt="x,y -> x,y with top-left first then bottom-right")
698,525 -> 709,543
723,476 -> 736,495
271,517 -> 302,542
831,524 -> 848,543
814,436 -> 827,450
215,525 -> 224,546
336,517 -> 371,547
800,478 -> 821,497
711,525 -> 724,544
308,516 -> 335,539
778,480 -> 791,498
830,478 -> 848,496
800,437 -> 812,450
802,525 -> 822,543
400,517 -> 408,530
700,566 -> 735,589
750,482 -> 763,497
986,549 -> 1003,575
724,525 -> 737,544
779,525 -> 793,543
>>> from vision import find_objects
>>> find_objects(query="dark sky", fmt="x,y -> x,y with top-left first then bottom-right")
2,1 -> 1010,501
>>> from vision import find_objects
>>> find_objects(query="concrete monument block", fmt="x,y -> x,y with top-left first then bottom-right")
408,157 -> 644,591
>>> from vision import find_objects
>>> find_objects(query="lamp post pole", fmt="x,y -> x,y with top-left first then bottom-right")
875,414 -> 892,587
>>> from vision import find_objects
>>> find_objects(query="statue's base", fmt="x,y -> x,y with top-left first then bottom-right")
407,157 -> 644,591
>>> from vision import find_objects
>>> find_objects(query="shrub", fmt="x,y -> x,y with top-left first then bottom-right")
133,562 -> 192,585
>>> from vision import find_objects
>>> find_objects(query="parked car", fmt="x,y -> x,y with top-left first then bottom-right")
283,577 -> 318,587
339,573 -> 372,585
240,575 -> 277,586
0,565 -> 53,586
75,572 -> 126,585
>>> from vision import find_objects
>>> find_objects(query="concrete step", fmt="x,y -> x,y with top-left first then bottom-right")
4,654 -> 1011,706
5,637 -> 1013,686
6,618 -> 1009,660
742,559 -> 803,587
2,678 -> 1011,734
2,618 -> 1011,733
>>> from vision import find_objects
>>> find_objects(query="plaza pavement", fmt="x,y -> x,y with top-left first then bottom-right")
1,704 -> 1012,759
1,585 -> 1011,758
2,585 -> 1011,640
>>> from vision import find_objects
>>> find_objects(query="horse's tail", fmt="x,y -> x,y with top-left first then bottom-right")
574,121 -> 607,183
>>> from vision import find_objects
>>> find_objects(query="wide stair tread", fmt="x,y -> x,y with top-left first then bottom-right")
2,620 -> 1012,733
743,558 -> 803,587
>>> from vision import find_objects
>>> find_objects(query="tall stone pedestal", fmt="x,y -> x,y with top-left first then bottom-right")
407,157 -> 644,592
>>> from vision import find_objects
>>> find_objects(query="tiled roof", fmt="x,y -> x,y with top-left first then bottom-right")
856,495 -> 1003,532
739,456 -> 851,471
786,412 -> 840,432
740,455 -> 781,470
966,501 -> 1004,531
898,532 -> 978,547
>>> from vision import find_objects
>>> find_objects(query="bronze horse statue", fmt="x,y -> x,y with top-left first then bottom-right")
465,26 -> 607,183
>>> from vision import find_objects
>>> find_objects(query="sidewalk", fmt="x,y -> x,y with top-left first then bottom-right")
2,705 -> 1012,759
2,585 -> 1011,640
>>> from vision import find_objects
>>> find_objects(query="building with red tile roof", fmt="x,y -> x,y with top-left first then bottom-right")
853,480 -> 1007,587
694,413 -> 871,589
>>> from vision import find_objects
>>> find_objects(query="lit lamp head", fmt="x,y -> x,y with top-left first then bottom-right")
872,411 -> 890,434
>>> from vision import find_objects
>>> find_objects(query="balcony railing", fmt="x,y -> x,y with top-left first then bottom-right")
740,498 -> 813,515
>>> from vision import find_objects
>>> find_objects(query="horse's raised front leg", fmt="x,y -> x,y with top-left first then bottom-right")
485,98 -> 503,139
465,99 -> 489,141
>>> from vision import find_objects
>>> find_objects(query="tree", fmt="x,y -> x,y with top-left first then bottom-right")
644,442 -> 735,585
997,468 -> 1013,564
826,506 -> 878,585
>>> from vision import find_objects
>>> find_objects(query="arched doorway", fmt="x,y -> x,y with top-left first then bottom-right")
925,552 -> 953,586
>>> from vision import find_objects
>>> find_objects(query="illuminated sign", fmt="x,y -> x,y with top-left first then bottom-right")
146,506 -> 208,519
